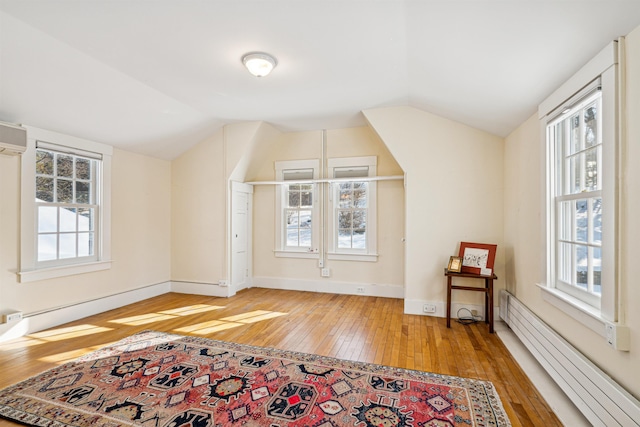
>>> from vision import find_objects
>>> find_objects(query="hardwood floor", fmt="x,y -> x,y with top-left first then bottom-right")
0,288 -> 562,426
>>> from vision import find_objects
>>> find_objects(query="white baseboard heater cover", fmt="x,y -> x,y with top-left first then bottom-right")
500,290 -> 640,427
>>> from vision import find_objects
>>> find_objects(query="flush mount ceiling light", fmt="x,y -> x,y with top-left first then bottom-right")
242,52 -> 277,77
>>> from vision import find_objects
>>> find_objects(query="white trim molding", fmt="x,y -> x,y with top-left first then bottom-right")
171,281 -> 231,298
19,126 -> 113,282
0,282 -> 170,343
252,276 -> 403,299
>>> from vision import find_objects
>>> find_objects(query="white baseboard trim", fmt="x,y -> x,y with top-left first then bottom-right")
171,281 -> 230,297
0,282 -> 171,343
404,298 -> 496,321
252,276 -> 403,299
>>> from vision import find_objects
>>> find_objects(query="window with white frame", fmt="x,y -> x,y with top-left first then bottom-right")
275,159 -> 319,257
327,156 -> 377,261
35,146 -> 100,265
543,41 -> 619,317
19,128 -> 112,283
547,86 -> 603,307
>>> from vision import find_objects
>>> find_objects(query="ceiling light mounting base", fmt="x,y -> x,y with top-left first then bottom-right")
242,52 -> 277,77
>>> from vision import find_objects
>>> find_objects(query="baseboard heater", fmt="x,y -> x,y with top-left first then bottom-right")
499,290 -> 640,427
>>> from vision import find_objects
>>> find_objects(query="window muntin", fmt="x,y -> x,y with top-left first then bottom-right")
335,169 -> 369,250
275,160 -> 319,256
328,158 -> 377,258
19,128 -> 112,283
548,89 -> 603,305
35,148 -> 99,265
284,181 -> 313,249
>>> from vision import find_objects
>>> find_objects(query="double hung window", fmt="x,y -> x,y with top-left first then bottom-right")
283,169 -> 314,250
547,86 -> 603,307
274,157 -> 378,261
19,128 -> 112,282
327,157 -> 377,261
275,160 -> 319,257
35,145 -> 99,265
542,41 -> 619,319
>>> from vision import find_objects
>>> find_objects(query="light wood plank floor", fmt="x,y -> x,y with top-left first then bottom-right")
0,289 -> 562,426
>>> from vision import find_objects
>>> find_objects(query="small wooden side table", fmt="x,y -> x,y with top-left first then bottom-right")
445,268 -> 497,333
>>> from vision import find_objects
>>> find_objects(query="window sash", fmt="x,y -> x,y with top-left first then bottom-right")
19,126 -> 113,283
34,147 -> 101,267
334,181 -> 369,251
283,183 -> 315,251
327,157 -> 377,257
548,89 -> 603,307
275,160 -> 320,255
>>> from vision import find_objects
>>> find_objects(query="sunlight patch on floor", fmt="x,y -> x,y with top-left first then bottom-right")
160,305 -> 225,316
0,336 -> 46,350
109,313 -> 177,326
28,325 -> 113,341
220,310 -> 287,323
234,311 -> 288,324
108,304 -> 226,326
38,341 -> 118,364
173,310 -> 287,335
174,320 -> 243,334
174,320 -> 232,333
190,322 -> 244,334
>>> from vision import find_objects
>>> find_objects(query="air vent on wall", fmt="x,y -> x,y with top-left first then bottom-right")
0,122 -> 27,155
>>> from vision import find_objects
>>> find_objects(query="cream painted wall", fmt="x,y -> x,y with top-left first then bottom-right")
252,130 -> 321,281
252,127 -> 405,288
226,121 -> 282,183
0,146 -> 171,316
0,154 -> 21,315
502,114 -> 542,303
110,149 -> 172,287
503,27 -> 640,399
171,129 -> 226,283
171,121 -> 283,286
364,106 -> 505,308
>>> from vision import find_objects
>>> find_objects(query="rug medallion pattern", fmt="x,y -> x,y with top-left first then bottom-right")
0,331 -> 510,426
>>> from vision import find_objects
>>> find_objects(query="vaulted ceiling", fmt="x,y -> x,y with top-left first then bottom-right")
1,1 -> 640,159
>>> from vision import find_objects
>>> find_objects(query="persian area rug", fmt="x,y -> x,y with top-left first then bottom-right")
0,330 -> 511,427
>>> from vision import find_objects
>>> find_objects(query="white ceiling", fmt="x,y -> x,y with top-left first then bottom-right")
1,1 -> 640,160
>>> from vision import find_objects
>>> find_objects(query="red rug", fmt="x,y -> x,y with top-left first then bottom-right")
0,330 -> 510,426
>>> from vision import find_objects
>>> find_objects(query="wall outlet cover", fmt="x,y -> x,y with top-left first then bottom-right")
3,312 -> 23,323
423,304 -> 436,313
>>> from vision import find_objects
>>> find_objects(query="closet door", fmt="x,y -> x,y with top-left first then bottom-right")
231,182 -> 253,293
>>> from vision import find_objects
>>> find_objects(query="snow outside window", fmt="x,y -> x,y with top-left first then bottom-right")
548,88 -> 603,308
19,128 -> 112,283
327,157 -> 377,261
274,159 -> 319,258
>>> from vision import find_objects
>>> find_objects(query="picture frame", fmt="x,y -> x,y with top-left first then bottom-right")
447,256 -> 462,273
458,242 -> 497,275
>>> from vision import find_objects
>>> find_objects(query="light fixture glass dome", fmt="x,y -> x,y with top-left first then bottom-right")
242,52 -> 277,77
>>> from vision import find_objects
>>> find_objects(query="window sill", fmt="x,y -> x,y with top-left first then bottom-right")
274,251 -> 319,259
537,283 -> 611,337
539,284 -> 630,351
327,252 -> 378,262
18,260 -> 112,283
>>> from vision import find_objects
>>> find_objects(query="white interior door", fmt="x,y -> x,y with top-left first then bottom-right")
231,182 -> 252,293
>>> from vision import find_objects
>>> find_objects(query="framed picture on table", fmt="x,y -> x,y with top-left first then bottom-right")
447,256 -> 462,273
458,242 -> 497,276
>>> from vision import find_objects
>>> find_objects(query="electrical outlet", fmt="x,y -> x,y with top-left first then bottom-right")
3,312 -> 23,323
356,287 -> 365,294
423,304 -> 436,313
219,280 -> 228,287
471,309 -> 478,316
321,268 -> 330,277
